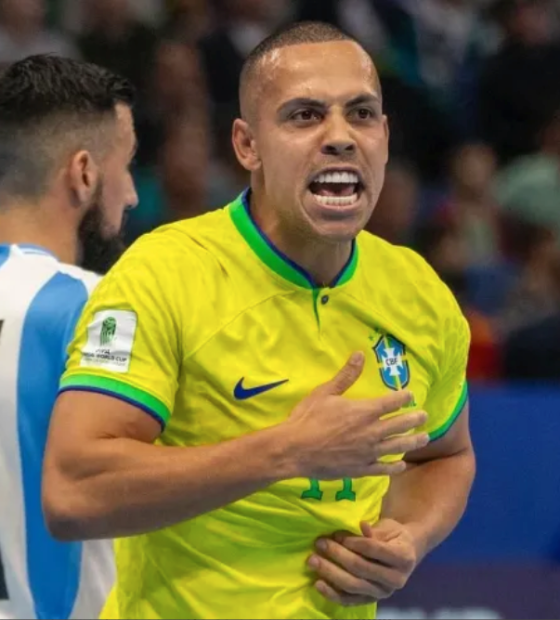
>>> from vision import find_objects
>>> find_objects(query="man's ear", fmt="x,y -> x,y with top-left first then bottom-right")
232,119 -> 261,172
68,150 -> 99,206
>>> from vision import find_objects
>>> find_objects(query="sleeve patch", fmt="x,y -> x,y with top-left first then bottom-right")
80,310 -> 137,373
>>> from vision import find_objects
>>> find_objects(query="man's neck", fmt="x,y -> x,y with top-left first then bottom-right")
250,196 -> 353,287
0,201 -> 78,265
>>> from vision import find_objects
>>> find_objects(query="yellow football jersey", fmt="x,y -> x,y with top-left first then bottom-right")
60,191 -> 470,620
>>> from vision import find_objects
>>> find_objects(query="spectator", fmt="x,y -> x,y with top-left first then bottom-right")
77,0 -> 158,103
494,106 -> 560,241
0,0 -> 77,68
198,0 -> 284,138
134,37 -> 207,167
162,0 -> 213,43
294,0 -> 388,57
479,0 -> 560,163
503,312 -> 560,381
498,222 -> 560,337
415,221 -> 503,380
129,39 -> 213,239
59,0 -> 163,34
365,161 -> 419,246
438,143 -> 501,268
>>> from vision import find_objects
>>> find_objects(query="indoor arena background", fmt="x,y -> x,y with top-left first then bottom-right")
1,1 -> 560,618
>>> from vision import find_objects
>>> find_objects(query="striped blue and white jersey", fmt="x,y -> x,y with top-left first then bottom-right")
0,244 -> 114,620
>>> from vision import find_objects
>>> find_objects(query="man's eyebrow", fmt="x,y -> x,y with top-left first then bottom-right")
346,93 -> 382,107
277,93 -> 382,116
277,97 -> 328,115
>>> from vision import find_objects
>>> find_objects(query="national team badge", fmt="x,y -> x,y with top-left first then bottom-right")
373,334 -> 410,390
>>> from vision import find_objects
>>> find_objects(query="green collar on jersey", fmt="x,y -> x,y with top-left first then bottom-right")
229,190 -> 358,290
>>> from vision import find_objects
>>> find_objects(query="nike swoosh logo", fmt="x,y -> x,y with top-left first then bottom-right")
234,378 -> 289,400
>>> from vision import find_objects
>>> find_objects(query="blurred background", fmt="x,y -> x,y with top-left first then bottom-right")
1,0 -> 560,617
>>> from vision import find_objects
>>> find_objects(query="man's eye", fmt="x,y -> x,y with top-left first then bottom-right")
351,108 -> 375,121
291,110 -> 321,122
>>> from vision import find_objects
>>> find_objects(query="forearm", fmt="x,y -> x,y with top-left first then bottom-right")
380,448 -> 475,560
44,424 -> 295,541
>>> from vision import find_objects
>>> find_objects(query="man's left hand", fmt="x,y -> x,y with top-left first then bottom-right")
308,519 -> 422,607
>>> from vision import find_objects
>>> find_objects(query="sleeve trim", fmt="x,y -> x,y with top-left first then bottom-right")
59,374 -> 170,428
428,380 -> 468,443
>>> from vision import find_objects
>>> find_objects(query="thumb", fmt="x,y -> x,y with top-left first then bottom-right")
360,521 -> 375,538
316,352 -> 365,397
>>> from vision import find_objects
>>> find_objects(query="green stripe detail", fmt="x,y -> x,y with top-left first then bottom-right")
59,374 -> 171,426
312,288 -> 321,325
429,380 -> 468,442
335,243 -> 359,286
229,192 -> 358,289
229,196 -> 312,289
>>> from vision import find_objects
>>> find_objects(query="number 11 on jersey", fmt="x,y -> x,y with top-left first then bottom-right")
301,478 -> 356,502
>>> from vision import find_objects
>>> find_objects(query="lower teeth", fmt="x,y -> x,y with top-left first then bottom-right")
314,193 -> 358,207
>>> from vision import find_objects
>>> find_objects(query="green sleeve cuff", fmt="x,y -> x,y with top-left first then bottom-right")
59,374 -> 171,428
428,381 -> 468,442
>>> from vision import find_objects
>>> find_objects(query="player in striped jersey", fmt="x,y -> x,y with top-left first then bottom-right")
0,55 -> 138,619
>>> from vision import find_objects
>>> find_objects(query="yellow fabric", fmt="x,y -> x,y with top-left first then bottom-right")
62,194 -> 470,620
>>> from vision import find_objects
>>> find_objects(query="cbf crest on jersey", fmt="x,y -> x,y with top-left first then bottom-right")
373,334 -> 410,390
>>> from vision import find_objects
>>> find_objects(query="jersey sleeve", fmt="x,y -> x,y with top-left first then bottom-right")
421,287 -> 471,442
59,236 -> 185,429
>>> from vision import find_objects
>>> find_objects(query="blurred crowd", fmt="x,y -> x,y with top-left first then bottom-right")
1,0 -> 560,383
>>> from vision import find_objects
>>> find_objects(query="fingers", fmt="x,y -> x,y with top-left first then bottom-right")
315,580 -> 374,608
360,390 -> 415,419
365,460 -> 407,477
372,431 -> 429,460
315,538 -> 408,592
339,535 -> 417,573
373,410 -> 428,440
308,553 -> 385,600
315,352 -> 365,397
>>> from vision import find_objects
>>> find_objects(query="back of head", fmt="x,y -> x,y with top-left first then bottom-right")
0,54 -> 135,201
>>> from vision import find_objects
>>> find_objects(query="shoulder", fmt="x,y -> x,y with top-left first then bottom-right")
56,263 -> 101,295
99,208 -> 237,295
86,209 -> 235,331
5,265 -> 98,361
358,232 -> 456,304
357,232 -> 469,337
118,208 -> 231,267
31,267 -> 97,334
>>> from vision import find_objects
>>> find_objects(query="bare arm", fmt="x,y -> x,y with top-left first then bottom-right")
380,401 -> 475,560
42,391 -> 295,541
42,356 -> 427,541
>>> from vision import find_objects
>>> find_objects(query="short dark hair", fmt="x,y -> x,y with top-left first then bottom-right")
0,54 -> 135,199
239,21 -> 373,121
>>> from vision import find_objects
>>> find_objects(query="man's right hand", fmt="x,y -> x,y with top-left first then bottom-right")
283,352 -> 429,480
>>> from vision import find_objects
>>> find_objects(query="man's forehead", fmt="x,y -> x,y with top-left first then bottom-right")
260,41 -> 379,103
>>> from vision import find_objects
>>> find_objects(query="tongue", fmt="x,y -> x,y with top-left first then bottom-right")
311,182 -> 357,197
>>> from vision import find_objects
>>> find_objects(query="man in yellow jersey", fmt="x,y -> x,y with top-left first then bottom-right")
43,21 -> 475,620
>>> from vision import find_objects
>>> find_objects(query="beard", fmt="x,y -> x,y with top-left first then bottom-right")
78,179 -> 127,274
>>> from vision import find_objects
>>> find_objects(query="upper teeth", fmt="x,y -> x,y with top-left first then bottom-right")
315,171 -> 359,184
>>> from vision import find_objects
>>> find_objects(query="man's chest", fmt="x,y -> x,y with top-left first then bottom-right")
166,294 -> 436,446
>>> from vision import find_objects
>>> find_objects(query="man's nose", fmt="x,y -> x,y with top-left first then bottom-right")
321,114 -> 357,157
